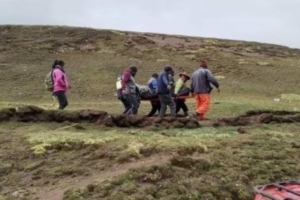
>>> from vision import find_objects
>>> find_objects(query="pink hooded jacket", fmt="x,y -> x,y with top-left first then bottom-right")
52,68 -> 68,92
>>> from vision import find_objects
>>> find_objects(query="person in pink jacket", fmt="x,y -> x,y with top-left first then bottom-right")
52,60 -> 70,110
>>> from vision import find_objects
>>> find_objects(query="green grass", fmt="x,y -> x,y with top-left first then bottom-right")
24,123 -> 237,155
1,25 -> 300,200
60,123 -> 300,200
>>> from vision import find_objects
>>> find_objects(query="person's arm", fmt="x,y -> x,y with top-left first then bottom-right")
174,79 -> 183,95
206,70 -> 219,89
121,72 -> 130,90
53,70 -> 66,87
65,74 -> 69,89
190,74 -> 194,94
162,74 -> 169,86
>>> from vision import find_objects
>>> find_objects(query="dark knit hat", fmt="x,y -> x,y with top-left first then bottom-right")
164,66 -> 173,72
200,60 -> 207,67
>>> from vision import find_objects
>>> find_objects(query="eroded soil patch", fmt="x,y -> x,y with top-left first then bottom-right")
0,106 -> 300,129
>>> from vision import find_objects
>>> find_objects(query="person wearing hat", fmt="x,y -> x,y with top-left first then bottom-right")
174,72 -> 191,117
191,60 -> 220,121
157,66 -> 176,117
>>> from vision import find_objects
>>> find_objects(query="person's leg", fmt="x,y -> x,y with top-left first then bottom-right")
54,91 -> 68,110
168,95 -> 177,117
182,100 -> 189,116
193,94 -> 202,120
198,94 -> 210,120
158,95 -> 167,117
175,100 -> 181,113
156,101 -> 161,115
121,97 -> 131,114
129,94 -> 139,115
148,101 -> 157,117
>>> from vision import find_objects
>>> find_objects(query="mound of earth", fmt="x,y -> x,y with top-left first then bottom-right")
0,106 -> 200,128
0,106 -> 299,128
208,110 -> 300,127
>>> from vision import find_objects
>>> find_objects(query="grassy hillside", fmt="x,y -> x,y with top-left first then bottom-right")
1,25 -> 300,116
2,25 -> 300,200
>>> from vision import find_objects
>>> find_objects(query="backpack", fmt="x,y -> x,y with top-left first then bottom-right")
116,74 -> 122,98
45,70 -> 54,92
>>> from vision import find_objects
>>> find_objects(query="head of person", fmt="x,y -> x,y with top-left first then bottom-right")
52,60 -> 65,69
129,66 -> 138,77
179,72 -> 190,82
152,73 -> 159,79
199,60 -> 207,68
164,66 -> 173,75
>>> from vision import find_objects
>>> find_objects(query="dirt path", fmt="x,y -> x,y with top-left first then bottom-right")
33,154 -> 172,200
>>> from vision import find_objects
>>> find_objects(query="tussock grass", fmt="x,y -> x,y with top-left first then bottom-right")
25,124 -> 237,156
63,124 -> 300,200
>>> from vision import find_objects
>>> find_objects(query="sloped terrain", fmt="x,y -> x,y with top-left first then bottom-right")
0,25 -> 300,106
1,25 -> 300,200
1,122 -> 300,200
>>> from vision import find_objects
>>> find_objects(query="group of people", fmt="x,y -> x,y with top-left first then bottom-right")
46,59 -> 220,121
116,60 -> 220,121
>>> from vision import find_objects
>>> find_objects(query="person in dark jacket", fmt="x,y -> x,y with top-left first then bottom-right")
191,60 -> 220,121
157,66 -> 176,117
116,74 -> 131,114
147,73 -> 160,117
121,66 -> 139,115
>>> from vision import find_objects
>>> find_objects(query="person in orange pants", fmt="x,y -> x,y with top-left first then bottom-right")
191,60 -> 220,120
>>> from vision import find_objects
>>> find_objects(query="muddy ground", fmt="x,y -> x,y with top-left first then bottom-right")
1,106 -> 300,200
0,106 -> 299,129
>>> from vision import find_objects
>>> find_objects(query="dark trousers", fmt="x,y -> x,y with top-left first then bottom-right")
175,99 -> 188,116
158,94 -> 176,117
119,96 -> 131,114
54,91 -> 68,110
124,94 -> 139,115
148,100 -> 161,117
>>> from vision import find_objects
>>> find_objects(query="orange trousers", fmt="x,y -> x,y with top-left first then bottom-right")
195,94 -> 210,120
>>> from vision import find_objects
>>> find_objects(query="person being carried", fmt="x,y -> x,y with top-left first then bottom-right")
174,72 -> 191,117
52,60 -> 70,110
147,73 -> 160,117
157,66 -> 176,118
191,60 -> 220,121
121,66 -> 139,115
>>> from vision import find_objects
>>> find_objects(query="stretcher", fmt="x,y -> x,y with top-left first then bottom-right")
254,181 -> 300,200
140,95 -> 194,101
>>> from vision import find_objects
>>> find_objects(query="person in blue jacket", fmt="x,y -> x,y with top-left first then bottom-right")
157,66 -> 176,117
147,73 -> 160,117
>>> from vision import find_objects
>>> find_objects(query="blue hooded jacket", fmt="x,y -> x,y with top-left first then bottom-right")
157,71 -> 170,94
